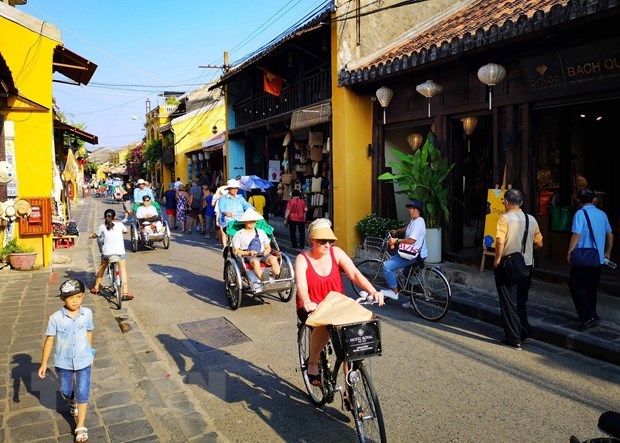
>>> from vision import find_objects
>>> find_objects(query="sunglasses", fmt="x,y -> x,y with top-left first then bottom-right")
316,239 -> 335,245
144,199 -> 151,202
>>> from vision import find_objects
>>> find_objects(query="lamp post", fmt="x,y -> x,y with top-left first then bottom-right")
416,80 -> 442,117
477,63 -> 506,110
212,118 -> 226,134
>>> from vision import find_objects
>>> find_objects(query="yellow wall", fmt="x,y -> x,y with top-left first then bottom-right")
172,104 -> 225,186
331,19 -> 374,256
1,7 -> 61,267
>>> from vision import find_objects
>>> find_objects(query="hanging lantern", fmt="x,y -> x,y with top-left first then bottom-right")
461,117 -> 478,153
415,80 -> 443,117
187,166 -> 192,172
187,157 -> 192,165
204,152 -> 211,160
406,133 -> 424,152
192,153 -> 198,162
375,86 -> 394,125
198,153 -> 204,161
477,63 -> 506,110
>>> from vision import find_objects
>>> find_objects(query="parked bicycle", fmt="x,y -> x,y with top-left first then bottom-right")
351,233 -> 451,322
297,294 -> 386,443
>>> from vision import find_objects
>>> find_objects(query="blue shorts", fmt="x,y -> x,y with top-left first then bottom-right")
56,365 -> 91,404
101,254 -> 126,260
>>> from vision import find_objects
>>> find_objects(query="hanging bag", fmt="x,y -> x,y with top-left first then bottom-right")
570,210 -> 601,267
398,238 -> 424,260
281,173 -> 292,185
500,212 -> 530,284
247,228 -> 263,254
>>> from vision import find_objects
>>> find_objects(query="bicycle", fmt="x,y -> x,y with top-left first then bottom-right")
297,294 -> 386,443
351,233 -> 451,322
95,235 -> 123,310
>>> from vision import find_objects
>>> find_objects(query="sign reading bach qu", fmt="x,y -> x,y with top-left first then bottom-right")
522,37 -> 620,101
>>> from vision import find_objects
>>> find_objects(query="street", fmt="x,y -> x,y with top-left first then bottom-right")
93,199 -> 619,443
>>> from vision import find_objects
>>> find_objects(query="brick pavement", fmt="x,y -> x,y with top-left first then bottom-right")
0,197 -> 226,443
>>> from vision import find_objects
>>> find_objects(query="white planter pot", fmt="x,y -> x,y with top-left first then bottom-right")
425,228 -> 442,263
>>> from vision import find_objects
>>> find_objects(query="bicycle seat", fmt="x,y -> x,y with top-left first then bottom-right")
107,255 -> 122,263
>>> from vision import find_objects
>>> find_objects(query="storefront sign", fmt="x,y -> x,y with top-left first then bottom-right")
29,205 -> 42,224
482,189 -> 506,249
522,37 -> 620,100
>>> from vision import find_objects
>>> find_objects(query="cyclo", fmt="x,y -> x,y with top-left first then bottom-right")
223,218 -> 295,309
129,201 -> 171,252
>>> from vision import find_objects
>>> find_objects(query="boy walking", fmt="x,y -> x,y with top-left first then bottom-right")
38,279 -> 94,442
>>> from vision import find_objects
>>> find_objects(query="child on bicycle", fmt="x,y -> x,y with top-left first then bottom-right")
90,209 -> 133,300
38,279 -> 94,443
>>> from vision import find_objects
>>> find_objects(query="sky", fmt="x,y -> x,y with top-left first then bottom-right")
21,0 -> 332,151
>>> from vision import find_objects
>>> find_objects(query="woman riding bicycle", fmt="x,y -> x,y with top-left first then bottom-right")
90,209 -> 133,300
294,218 -> 385,385
380,199 -> 427,308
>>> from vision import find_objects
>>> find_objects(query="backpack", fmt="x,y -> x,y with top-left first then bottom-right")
247,228 -> 263,253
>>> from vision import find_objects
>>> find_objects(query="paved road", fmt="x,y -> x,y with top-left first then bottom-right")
98,199 -> 620,443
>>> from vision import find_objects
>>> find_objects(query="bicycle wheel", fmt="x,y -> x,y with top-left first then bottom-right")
350,259 -> 387,296
109,263 -> 122,310
349,363 -> 386,443
410,267 -> 451,321
297,324 -> 328,407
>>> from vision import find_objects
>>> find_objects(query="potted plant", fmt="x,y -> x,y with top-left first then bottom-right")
0,238 -> 37,271
378,131 -> 455,263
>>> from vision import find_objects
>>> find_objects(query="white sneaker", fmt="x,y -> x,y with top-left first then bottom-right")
380,289 -> 399,300
402,301 -> 412,309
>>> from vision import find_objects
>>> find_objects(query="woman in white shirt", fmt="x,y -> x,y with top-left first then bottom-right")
90,209 -> 133,300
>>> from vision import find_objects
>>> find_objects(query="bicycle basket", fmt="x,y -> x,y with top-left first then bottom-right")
363,237 -> 385,253
328,319 -> 382,362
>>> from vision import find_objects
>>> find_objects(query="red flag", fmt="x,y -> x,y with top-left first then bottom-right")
259,67 -> 283,97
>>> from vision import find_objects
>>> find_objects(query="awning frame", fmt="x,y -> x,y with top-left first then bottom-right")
53,46 -> 98,86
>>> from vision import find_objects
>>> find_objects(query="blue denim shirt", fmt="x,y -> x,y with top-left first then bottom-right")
218,194 -> 252,227
45,306 -> 94,370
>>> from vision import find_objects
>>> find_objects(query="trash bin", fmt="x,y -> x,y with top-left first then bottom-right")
550,206 -> 573,232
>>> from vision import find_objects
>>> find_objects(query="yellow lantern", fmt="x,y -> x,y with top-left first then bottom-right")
461,116 -> 478,152
407,133 -> 424,152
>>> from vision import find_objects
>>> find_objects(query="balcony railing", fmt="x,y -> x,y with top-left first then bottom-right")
233,67 -> 330,128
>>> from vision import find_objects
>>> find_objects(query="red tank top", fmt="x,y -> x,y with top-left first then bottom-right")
296,247 -> 344,309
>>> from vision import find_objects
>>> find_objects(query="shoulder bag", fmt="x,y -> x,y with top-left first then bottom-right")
571,210 -> 601,267
398,238 -> 424,260
500,212 -> 530,285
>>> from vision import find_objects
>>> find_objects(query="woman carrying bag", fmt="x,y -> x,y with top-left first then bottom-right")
284,189 -> 307,249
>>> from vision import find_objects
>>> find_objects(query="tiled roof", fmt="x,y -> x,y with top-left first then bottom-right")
339,0 -> 619,86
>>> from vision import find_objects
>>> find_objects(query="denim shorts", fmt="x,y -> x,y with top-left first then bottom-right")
101,254 -> 126,260
55,365 -> 92,404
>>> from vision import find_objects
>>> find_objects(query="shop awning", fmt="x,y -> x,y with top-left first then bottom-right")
290,101 -> 331,130
54,120 -> 99,145
202,131 -> 225,151
53,46 -> 98,86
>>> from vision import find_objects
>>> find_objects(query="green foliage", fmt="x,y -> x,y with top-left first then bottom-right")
0,238 -> 35,260
355,214 -> 405,239
83,161 -> 98,173
144,139 -> 163,165
165,97 -> 180,105
378,132 -> 455,229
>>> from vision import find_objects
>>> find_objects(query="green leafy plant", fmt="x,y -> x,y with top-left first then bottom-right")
0,238 -> 35,260
355,214 -> 405,239
378,132 -> 455,229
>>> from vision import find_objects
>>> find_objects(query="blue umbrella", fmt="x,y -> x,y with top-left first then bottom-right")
239,175 -> 273,191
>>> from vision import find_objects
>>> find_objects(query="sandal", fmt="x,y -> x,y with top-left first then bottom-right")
75,427 -> 88,442
121,293 -> 134,301
69,401 -> 78,417
308,372 -> 322,387
89,287 -> 99,295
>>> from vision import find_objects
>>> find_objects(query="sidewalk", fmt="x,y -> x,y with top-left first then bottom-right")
269,217 -> 620,366
0,198 -> 225,442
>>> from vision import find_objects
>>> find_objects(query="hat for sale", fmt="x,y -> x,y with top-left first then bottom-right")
0,161 -> 15,184
405,199 -> 424,211
58,279 -> 85,298
225,179 -> 241,189
238,208 -> 264,223
13,199 -> 32,218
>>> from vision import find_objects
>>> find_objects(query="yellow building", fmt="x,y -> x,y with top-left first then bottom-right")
1,2 -> 96,267
145,99 -> 179,190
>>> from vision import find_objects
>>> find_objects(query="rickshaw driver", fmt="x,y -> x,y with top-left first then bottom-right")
231,209 -> 282,282
133,178 -> 154,206
135,196 -> 163,235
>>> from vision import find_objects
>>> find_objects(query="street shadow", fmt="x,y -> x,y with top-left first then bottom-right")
156,333 -> 356,442
148,263 -> 229,308
10,353 -> 74,428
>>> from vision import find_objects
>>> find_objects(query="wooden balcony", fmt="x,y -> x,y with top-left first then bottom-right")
233,67 -> 330,129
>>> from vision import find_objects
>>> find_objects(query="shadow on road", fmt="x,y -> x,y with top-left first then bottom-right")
156,333 -> 357,441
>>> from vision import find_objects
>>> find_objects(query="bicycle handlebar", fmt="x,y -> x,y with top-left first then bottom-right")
356,291 -> 379,305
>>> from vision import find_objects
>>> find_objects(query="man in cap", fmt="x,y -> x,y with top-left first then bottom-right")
133,179 -> 154,205
380,199 -> 428,308
218,179 -> 253,245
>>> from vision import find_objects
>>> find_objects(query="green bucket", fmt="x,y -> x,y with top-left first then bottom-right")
550,206 -> 573,232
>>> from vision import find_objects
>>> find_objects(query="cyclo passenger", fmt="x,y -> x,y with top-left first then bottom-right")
135,195 -> 163,235
294,218 -> 385,385
218,179 -> 253,245
380,199 -> 428,309
231,209 -> 283,282
89,209 -> 134,300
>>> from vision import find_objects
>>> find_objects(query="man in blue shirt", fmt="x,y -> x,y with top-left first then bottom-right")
218,179 -> 253,244
567,188 -> 614,330
133,179 -> 155,205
